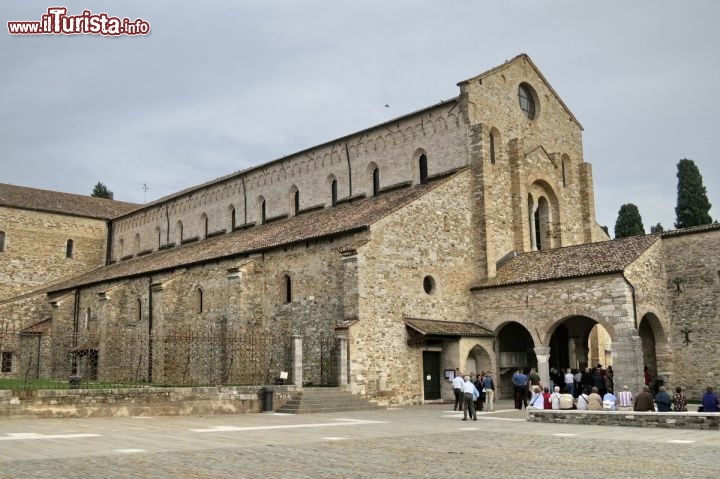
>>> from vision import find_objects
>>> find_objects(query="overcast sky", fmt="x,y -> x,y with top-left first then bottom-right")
2,1 -> 718,235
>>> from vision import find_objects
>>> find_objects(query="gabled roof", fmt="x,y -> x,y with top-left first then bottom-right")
0,183 -> 140,219
457,53 -> 583,131
471,235 -> 660,290
41,175 -> 456,294
660,222 -> 720,238
404,317 -> 494,337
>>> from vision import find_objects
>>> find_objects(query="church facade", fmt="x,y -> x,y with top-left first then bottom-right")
1,54 -> 718,404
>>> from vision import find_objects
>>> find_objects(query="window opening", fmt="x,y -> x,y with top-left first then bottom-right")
372,168 -> 380,196
419,154 -> 428,184
66,239 -> 74,258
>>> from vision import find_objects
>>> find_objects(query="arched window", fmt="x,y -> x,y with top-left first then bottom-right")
230,207 -> 236,230
133,233 -> 140,252
294,190 -> 300,215
372,167 -> 380,196
260,199 -> 266,224
283,274 -> 292,304
195,288 -> 204,313
65,239 -> 74,258
85,307 -> 91,330
419,154 -> 428,184
489,132 -> 496,165
331,179 -> 338,206
118,238 -> 124,258
518,83 -> 536,120
0,231 -> 5,252
176,221 -> 184,244
536,196 -> 550,250
137,298 -> 142,321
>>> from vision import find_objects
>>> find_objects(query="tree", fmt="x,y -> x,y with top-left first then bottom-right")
91,182 -> 114,199
600,225 -> 609,237
650,223 -> 664,234
675,158 -> 712,229
614,203 -> 645,238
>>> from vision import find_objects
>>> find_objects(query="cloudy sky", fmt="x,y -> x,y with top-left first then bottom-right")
2,1 -> 718,234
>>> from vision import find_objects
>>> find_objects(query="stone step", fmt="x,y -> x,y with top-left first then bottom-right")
274,388 -> 382,414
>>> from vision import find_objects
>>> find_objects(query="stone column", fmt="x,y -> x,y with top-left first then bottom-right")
336,332 -> 348,388
534,347 -> 551,391
574,337 -> 588,370
292,335 -> 303,390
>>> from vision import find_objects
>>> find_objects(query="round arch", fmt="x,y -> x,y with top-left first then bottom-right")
638,312 -> 671,389
464,344 -> 492,377
495,321 -> 535,399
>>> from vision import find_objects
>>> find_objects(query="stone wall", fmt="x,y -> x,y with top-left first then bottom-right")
662,228 -> 720,399
351,172 -> 477,404
0,206 -> 107,300
528,408 -> 720,430
471,274 -> 645,395
0,386 -> 293,419
109,101 -> 468,261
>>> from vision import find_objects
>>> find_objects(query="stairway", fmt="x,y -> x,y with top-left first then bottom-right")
275,387 -> 385,414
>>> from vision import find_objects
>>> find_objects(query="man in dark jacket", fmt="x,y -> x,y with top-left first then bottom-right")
634,386 -> 654,411
654,386 -> 671,412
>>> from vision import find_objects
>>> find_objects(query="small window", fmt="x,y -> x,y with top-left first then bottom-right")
1,352 -> 11,373
423,275 -> 436,295
195,288 -> 204,313
0,231 -> 5,252
331,179 -> 338,206
137,298 -> 142,321
489,132 -> 496,165
176,221 -> 184,244
372,168 -> 380,196
231,207 -> 236,230
419,154 -> 428,184
518,83 -> 536,120
294,190 -> 300,215
66,239 -> 74,258
283,274 -> 292,303
260,199 -> 266,224
202,214 -> 209,238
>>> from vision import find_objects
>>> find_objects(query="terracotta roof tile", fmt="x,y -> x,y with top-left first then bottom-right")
404,317 -> 493,337
44,177 -> 453,294
0,183 -> 140,219
472,235 -> 659,289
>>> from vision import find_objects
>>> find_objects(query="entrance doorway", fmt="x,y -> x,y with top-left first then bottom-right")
422,351 -> 441,400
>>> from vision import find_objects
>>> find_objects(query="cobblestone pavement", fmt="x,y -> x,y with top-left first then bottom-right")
1,400 -> 718,478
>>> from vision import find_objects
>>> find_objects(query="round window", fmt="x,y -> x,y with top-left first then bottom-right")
423,275 -> 436,295
518,83 -> 537,120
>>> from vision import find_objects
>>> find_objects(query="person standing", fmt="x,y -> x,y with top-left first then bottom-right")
512,369 -> 528,410
564,368 -> 575,397
633,386 -> 654,412
452,373 -> 465,411
483,372 -> 495,412
474,374 -> 485,412
462,376 -> 478,421
672,386 -> 687,412
617,385 -> 634,411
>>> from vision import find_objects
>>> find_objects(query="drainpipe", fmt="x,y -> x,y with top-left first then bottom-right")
72,288 -> 80,374
622,273 -> 638,330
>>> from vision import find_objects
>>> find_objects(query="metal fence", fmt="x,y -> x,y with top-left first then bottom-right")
0,323 -> 296,391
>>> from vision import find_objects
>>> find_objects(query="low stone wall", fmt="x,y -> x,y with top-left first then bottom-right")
0,386 -> 294,419
528,409 -> 720,430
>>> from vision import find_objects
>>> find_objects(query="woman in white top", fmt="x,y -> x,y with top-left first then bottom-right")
528,386 -> 545,409
551,386 -> 562,410
577,388 -> 590,410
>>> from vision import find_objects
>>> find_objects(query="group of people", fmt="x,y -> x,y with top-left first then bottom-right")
451,371 -> 495,421
548,365 -> 614,399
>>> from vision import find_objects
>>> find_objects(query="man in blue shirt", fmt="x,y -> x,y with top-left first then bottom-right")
512,369 -> 529,410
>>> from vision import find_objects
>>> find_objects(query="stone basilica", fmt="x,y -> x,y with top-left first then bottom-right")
1,54 -> 718,404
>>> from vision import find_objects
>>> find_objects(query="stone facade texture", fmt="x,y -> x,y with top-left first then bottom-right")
1,54 -> 719,409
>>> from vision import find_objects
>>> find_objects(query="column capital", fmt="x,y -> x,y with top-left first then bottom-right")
533,347 -> 551,356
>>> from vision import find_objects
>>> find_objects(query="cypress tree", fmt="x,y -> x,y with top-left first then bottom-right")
91,182 -> 114,199
674,159 -> 711,228
614,203 -> 645,238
